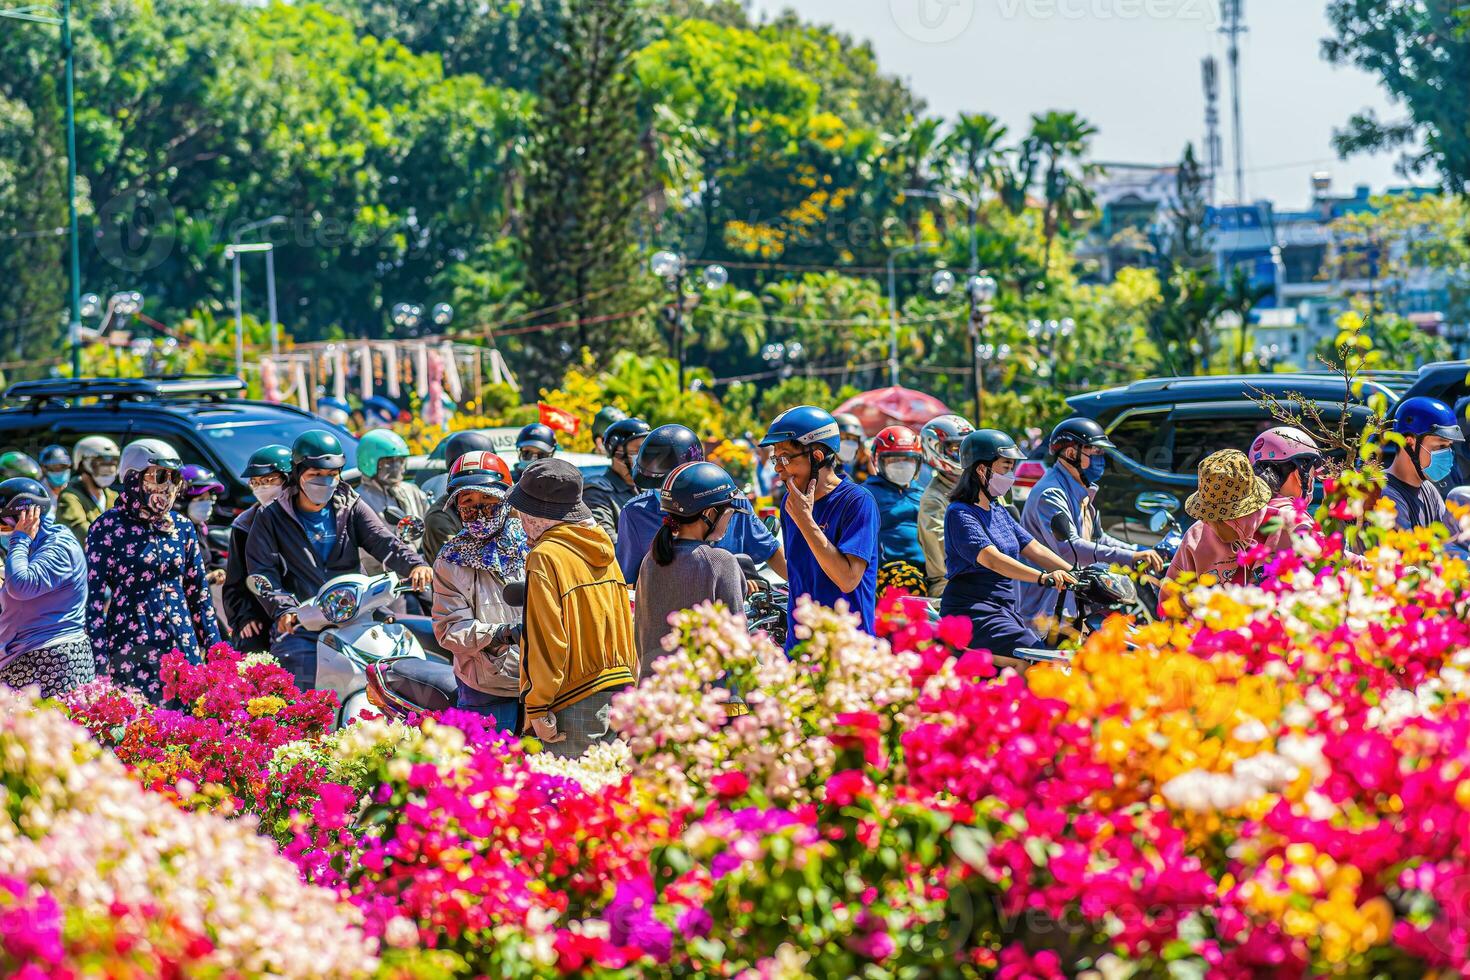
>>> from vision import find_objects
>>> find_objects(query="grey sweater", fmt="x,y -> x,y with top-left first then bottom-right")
634,539 -> 745,676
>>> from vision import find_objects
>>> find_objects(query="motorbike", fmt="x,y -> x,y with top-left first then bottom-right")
364,580 -> 524,723
249,570 -> 429,728
736,555 -> 789,647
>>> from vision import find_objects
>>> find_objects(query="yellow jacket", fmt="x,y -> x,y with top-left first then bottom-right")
520,522 -> 637,728
56,482 -> 116,546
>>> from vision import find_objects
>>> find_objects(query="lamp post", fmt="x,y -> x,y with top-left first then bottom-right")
390,302 -> 453,338
0,1 -> 81,379
100,290 -> 142,377
229,215 -> 285,360
886,242 -> 937,388
650,250 -> 727,394
224,242 -> 271,379
933,271 -> 998,424
760,340 -> 806,379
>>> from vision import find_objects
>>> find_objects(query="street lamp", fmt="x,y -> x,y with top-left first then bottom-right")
224,242 -> 272,379
933,271 -> 997,423
389,301 -> 453,338
886,243 -> 939,388
650,250 -> 727,393
761,341 -> 806,379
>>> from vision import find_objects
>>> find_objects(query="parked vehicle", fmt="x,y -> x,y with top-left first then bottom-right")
0,376 -> 358,524
410,426 -> 607,501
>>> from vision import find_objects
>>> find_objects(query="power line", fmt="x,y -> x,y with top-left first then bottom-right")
0,227 -> 65,241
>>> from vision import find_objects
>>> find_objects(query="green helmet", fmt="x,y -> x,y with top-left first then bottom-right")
291,430 -> 346,471
241,444 -> 292,479
357,428 -> 410,479
0,451 -> 42,481
959,429 -> 1025,469
592,406 -> 628,440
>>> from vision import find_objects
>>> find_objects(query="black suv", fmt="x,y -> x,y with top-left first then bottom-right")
0,376 -> 358,524
1065,362 -> 1470,543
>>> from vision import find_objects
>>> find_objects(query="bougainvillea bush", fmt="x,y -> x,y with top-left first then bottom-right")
18,475 -> 1470,976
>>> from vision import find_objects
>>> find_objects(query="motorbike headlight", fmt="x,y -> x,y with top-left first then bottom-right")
320,584 -> 360,625
1097,571 -> 1138,605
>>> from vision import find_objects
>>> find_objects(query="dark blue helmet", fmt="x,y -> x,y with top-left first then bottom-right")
0,477 -> 50,519
759,405 -> 841,456
603,417 -> 652,458
1394,396 -> 1464,442
659,461 -> 740,517
516,423 -> 558,454
634,424 -> 703,490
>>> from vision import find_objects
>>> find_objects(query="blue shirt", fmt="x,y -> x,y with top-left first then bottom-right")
780,477 -> 879,651
0,516 -> 89,665
616,491 -> 778,583
862,477 -> 926,566
943,501 -> 1035,605
299,505 -> 338,563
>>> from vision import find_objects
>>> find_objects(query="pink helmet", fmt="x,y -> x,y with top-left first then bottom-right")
1249,426 -> 1321,465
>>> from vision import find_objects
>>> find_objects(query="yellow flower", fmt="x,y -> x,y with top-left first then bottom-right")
247,696 -> 287,718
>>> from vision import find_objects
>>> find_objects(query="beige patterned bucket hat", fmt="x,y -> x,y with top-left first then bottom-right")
1185,449 -> 1273,522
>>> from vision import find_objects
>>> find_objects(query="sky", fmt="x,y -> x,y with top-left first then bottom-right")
748,0 -> 1417,208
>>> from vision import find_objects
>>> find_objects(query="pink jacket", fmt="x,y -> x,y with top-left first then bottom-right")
1166,504 -> 1295,587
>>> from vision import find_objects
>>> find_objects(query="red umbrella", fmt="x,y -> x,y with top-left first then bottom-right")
834,386 -> 952,436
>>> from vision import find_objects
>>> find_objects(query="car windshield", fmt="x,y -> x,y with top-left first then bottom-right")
199,417 -> 358,475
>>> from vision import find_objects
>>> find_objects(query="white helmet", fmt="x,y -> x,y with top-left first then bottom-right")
73,435 -> 121,470
118,438 -> 183,482
919,415 -> 975,478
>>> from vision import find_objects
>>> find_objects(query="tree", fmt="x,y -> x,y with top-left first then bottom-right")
1322,1 -> 1470,192
937,113 -> 1009,271
1146,144 -> 1227,376
522,0 -> 651,389
1022,111 -> 1099,274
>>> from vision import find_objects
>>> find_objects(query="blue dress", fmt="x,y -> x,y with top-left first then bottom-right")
86,508 -> 221,701
939,500 -> 1049,660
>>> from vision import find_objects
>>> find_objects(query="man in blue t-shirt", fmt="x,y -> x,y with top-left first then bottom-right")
760,406 -> 879,652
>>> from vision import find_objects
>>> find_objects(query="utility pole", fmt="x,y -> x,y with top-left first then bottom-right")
1201,56 -> 1223,207
1220,0 -> 1247,206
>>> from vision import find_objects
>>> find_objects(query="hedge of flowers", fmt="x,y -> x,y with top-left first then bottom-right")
8,475 -> 1470,976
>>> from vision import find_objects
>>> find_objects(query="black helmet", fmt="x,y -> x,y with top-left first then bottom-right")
659,461 -> 739,517
443,431 -> 496,471
1048,417 -> 1115,454
603,417 -> 651,457
242,444 -> 293,479
291,430 -> 346,470
0,477 -> 50,519
960,429 -> 1025,469
634,424 -> 703,490
516,423 -> 558,455
592,406 -> 628,440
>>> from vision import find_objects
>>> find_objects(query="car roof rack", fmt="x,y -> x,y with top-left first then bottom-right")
3,375 -> 246,404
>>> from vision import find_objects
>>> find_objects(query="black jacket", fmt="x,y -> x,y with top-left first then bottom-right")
222,504 -> 270,651
245,484 -> 426,622
423,496 -> 461,563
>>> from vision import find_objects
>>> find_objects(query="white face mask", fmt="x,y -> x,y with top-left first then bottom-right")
187,500 -> 214,523
987,470 -> 1018,498
94,473 -> 117,489
885,461 -> 919,486
254,484 -> 282,506
838,440 -> 860,465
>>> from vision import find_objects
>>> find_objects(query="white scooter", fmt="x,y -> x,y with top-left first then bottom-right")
249,570 -> 428,727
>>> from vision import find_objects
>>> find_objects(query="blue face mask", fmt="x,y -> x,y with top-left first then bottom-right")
45,470 -> 69,489
1427,448 -> 1455,483
1083,454 -> 1106,484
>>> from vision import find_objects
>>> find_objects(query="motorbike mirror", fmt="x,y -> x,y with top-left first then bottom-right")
247,574 -> 274,598
1135,491 -> 1180,516
1149,509 -> 1172,534
396,515 -> 425,543
502,579 -> 526,607
760,514 -> 779,536
383,505 -> 407,524
1049,511 -> 1076,542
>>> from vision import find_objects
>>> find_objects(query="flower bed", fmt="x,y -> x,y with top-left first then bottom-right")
14,483 -> 1470,976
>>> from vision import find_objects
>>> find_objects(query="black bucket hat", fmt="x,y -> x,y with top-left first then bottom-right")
505,458 -> 592,523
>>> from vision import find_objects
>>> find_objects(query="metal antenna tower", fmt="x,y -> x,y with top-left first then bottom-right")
1202,56 -> 1222,206
1219,0 -> 1247,204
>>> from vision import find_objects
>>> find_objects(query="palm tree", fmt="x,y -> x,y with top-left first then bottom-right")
1023,111 -> 1100,273
938,113 -> 1008,271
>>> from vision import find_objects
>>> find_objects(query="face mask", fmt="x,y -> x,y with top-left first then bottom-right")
141,478 -> 179,516
885,461 -> 918,486
377,458 -> 406,486
302,477 -> 337,506
254,484 -> 282,506
1427,448 -> 1455,483
465,516 -> 499,537
838,441 -> 860,465
46,470 -> 69,489
1083,454 -> 1106,484
187,500 -> 214,523
986,469 -> 1017,498
93,469 -> 117,488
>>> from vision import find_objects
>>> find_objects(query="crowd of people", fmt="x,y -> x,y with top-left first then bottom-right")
0,392 -> 1462,753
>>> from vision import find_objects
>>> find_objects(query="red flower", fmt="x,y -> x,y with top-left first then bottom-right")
709,771 -> 750,799
825,769 -> 874,807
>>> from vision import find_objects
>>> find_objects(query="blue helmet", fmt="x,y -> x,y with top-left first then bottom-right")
659,461 -> 740,517
516,423 -> 558,454
759,406 -> 842,457
1393,396 -> 1465,442
634,424 -> 703,490
362,396 -> 400,425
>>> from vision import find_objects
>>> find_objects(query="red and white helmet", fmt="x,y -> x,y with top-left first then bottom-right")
1249,426 -> 1321,465
872,425 -> 922,461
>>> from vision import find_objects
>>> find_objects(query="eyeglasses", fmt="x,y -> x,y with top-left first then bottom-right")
248,476 -> 284,490
458,501 -> 502,521
143,467 -> 182,485
773,449 -> 812,468
519,449 -> 549,462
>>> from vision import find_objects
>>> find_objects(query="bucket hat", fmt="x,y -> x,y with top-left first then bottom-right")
504,458 -> 592,523
1185,449 -> 1272,522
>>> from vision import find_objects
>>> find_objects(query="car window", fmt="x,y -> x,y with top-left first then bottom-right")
1105,411 -> 1168,470
198,417 -> 358,477
1169,415 -> 1273,474
0,418 -> 132,459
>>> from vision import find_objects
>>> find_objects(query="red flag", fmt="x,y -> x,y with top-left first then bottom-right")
538,402 -> 580,436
